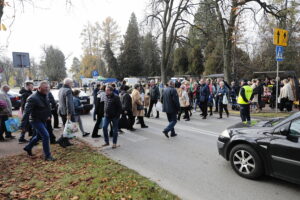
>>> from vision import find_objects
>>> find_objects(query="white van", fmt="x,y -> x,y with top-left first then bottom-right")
124,77 -> 140,86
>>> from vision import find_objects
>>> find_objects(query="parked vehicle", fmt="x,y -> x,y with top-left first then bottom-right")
218,112 -> 300,184
7,91 -> 21,110
51,89 -> 93,114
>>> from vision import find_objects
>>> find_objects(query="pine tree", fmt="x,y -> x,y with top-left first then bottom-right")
141,32 -> 161,76
119,13 -> 143,77
104,41 -> 119,79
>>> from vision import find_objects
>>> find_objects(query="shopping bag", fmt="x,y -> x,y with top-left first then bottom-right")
156,101 -> 163,112
119,114 -> 129,129
222,95 -> 228,105
5,117 -> 20,133
62,120 -> 79,138
99,117 -> 105,129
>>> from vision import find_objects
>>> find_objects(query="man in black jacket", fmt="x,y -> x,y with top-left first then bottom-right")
19,81 -> 34,143
21,81 -> 56,161
102,86 -> 122,148
120,86 -> 135,131
146,80 -> 160,118
162,81 -> 180,138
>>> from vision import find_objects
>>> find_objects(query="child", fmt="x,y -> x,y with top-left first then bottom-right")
73,90 -> 90,137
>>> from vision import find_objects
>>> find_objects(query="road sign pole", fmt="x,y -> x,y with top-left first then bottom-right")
275,61 -> 279,113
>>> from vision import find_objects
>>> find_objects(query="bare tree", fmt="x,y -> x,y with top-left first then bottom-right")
147,0 -> 198,83
214,0 -> 282,81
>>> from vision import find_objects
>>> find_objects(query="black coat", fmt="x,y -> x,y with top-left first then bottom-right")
120,91 -> 132,112
149,85 -> 160,100
104,93 -> 122,119
20,89 -> 33,111
21,91 -> 52,128
162,87 -> 180,114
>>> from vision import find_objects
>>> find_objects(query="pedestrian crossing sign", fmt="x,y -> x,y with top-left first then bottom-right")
276,46 -> 284,62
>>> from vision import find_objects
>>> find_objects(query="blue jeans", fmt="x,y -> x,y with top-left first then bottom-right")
164,113 -> 177,135
102,117 -> 119,144
24,121 -> 51,158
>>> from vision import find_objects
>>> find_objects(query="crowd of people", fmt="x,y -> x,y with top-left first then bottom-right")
0,75 -> 298,161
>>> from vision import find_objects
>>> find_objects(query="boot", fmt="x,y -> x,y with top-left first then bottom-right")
155,111 -> 159,118
57,137 -> 67,148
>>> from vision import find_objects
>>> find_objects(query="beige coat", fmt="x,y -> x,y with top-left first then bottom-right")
144,88 -> 150,108
178,88 -> 190,107
280,83 -> 295,101
131,89 -> 144,117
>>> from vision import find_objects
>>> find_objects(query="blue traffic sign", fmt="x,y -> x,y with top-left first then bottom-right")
276,46 -> 284,62
92,70 -> 99,77
12,52 -> 30,68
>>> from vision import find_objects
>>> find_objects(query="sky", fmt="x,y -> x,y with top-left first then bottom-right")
0,0 -> 149,68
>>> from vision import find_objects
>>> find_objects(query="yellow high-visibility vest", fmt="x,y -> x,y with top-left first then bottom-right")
238,85 -> 253,104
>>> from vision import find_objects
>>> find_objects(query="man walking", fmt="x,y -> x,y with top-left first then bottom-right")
0,85 -> 14,141
197,79 -> 210,119
147,80 -> 160,118
57,78 -> 75,147
21,81 -> 56,161
238,79 -> 253,125
162,81 -> 180,138
19,81 -> 34,143
102,86 -> 122,149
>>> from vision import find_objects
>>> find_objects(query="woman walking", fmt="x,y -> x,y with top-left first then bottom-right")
132,84 -> 148,128
177,85 -> 190,121
217,81 -> 229,119
73,90 -> 90,137
92,85 -> 106,138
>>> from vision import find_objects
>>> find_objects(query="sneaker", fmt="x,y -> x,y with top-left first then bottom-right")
82,132 -> 90,137
101,143 -> 110,147
91,134 -> 101,138
45,156 -> 56,161
19,139 -> 29,144
5,135 -> 16,139
171,133 -> 177,137
23,148 -> 33,156
162,131 -> 169,138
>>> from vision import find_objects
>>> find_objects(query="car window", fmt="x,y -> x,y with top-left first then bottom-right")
290,119 -> 300,137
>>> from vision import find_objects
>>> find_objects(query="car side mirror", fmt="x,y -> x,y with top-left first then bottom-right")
280,128 -> 288,136
287,134 -> 299,143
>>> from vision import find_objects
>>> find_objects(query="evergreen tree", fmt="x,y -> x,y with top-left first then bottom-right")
141,32 -> 161,76
173,47 -> 189,75
70,57 -> 81,81
103,41 -> 120,79
119,13 -> 143,77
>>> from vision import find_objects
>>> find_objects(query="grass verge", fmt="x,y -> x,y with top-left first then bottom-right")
229,110 -> 293,118
0,140 -> 179,200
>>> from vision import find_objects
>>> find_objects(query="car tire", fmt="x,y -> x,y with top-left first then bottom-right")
229,144 -> 263,179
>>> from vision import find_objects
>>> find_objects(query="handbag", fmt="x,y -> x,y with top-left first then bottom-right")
222,95 -> 228,105
119,114 -> 129,129
137,104 -> 144,111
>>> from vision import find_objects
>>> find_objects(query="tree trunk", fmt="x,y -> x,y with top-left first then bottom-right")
161,31 -> 167,84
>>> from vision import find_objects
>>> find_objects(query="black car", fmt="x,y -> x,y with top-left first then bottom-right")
51,89 -> 93,114
8,91 -> 21,110
218,112 -> 300,184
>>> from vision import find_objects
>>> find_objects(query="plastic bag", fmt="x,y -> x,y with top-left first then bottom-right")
5,118 -> 20,133
222,95 -> 228,105
63,120 -> 79,138
156,101 -> 163,112
99,117 -> 105,129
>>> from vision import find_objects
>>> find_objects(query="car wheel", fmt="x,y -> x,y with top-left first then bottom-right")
229,144 -> 263,179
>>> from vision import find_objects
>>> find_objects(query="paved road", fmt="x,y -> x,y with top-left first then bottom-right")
79,111 -> 300,200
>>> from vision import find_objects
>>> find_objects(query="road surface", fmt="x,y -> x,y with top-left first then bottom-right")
79,112 -> 300,200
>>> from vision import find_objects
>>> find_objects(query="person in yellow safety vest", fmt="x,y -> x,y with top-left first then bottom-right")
238,79 -> 254,125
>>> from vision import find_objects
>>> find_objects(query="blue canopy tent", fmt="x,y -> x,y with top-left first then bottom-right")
103,78 -> 118,83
